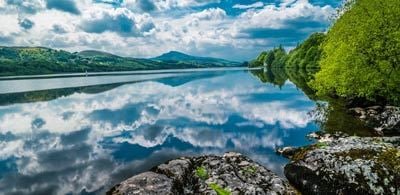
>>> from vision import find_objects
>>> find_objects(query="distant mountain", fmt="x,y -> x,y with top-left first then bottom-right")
0,46 -> 244,76
152,51 -> 241,67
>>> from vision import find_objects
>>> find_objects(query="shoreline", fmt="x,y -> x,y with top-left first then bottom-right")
109,134 -> 400,194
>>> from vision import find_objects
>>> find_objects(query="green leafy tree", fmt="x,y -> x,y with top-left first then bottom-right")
250,46 -> 287,68
311,0 -> 400,105
285,33 -> 326,69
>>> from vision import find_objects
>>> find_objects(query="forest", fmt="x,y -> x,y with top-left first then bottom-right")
250,0 -> 400,106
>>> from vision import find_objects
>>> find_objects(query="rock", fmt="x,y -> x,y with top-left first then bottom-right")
155,158 -> 191,180
108,172 -> 173,195
307,132 -> 321,139
109,152 -> 297,195
284,136 -> 400,195
349,106 -> 400,135
153,158 -> 192,193
194,153 -> 297,194
276,147 -> 301,158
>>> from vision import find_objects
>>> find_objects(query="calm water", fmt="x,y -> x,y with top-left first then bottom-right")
0,68 -> 369,195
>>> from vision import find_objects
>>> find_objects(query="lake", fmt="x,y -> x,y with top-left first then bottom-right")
0,68 -> 370,195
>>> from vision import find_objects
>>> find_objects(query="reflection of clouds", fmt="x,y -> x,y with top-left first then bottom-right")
114,126 -> 283,150
0,72 -> 315,194
0,140 -> 24,160
239,101 -> 309,129
0,73 -> 312,136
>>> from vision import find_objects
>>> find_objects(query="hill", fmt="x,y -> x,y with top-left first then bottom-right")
77,50 -> 119,58
153,51 -> 241,67
0,47 -> 242,76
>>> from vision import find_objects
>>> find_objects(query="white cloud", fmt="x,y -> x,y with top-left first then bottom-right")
235,1 -> 333,30
233,2 -> 264,9
0,0 -> 335,61
191,8 -> 226,20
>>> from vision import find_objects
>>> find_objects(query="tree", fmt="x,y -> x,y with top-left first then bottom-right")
311,0 -> 400,105
285,33 -> 326,69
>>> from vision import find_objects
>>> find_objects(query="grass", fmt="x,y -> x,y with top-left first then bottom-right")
242,166 -> 257,175
208,183 -> 231,195
315,142 -> 329,149
195,166 -> 209,180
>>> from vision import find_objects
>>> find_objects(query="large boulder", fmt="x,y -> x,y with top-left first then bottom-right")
109,152 -> 297,195
284,136 -> 400,195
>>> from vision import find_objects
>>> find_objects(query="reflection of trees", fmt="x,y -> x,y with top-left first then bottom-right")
0,83 -> 123,106
284,68 -> 318,100
251,68 -> 375,136
308,100 -> 373,136
0,71 -> 225,106
250,68 -> 288,88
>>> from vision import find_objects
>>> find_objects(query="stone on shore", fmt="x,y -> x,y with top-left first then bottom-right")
349,106 -> 400,135
284,136 -> 400,195
108,152 -> 297,195
108,172 -> 174,195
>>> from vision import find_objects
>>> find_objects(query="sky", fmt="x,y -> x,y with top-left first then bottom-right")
0,0 -> 340,61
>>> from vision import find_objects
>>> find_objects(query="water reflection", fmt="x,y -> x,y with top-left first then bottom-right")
0,70 -> 318,194
252,68 -> 374,136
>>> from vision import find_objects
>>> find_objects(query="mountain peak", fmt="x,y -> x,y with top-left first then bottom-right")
152,50 -> 241,66
153,51 -> 198,61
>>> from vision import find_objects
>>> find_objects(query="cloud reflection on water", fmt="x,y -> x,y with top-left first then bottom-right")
0,71 -> 317,194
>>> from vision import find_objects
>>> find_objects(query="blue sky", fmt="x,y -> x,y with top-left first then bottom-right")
0,0 -> 339,61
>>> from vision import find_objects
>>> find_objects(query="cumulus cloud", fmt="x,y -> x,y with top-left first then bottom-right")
80,8 -> 154,36
191,8 -> 226,20
0,0 -> 337,60
5,0 -> 45,14
231,0 -> 334,47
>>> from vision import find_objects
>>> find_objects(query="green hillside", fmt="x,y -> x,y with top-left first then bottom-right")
0,47 -> 242,76
152,51 -> 242,67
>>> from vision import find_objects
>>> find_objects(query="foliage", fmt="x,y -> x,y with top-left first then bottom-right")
195,166 -> 209,180
0,47 -> 240,76
249,33 -> 325,69
249,46 -> 287,68
242,166 -> 257,175
315,142 -> 329,149
311,0 -> 400,105
285,33 -> 326,69
208,183 -> 231,195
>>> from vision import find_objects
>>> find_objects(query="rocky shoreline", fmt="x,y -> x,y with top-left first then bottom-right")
109,105 -> 400,195
283,135 -> 400,195
109,134 -> 399,195
349,106 -> 400,136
